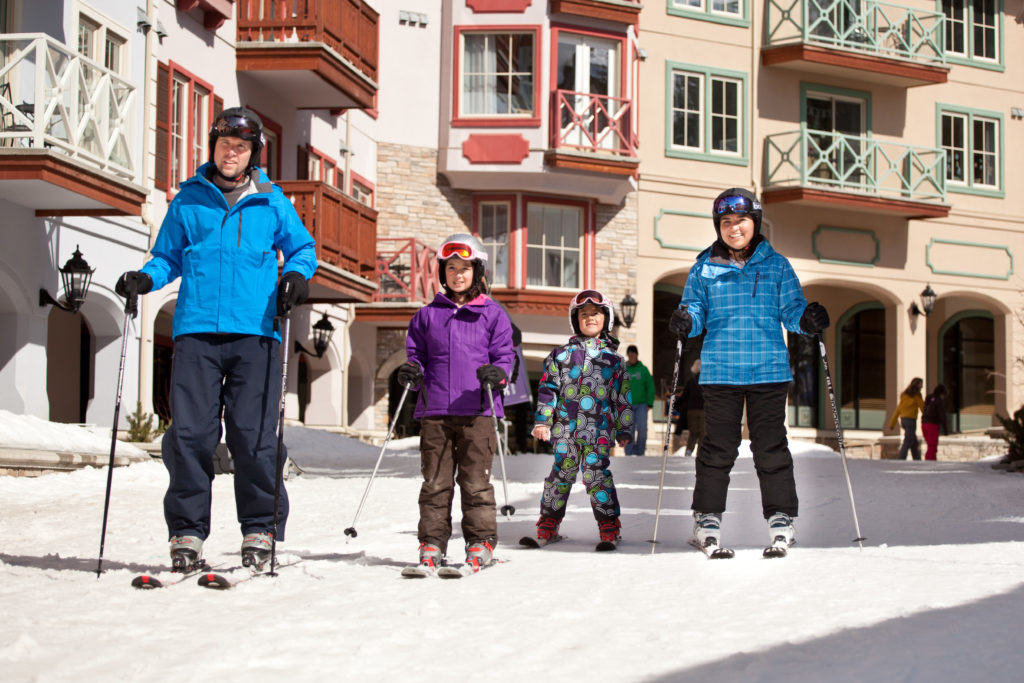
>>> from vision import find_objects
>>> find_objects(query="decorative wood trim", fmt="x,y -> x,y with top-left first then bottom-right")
352,305 -> 420,323
307,270 -> 375,303
543,150 -> 638,177
235,45 -> 376,109
0,153 -> 145,216
467,0 -> 532,12
490,287 -> 574,315
550,0 -> 640,25
462,134 -> 530,164
761,44 -> 948,85
761,187 -> 950,219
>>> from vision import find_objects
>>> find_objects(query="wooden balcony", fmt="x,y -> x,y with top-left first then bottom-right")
549,0 -> 642,25
0,34 -> 144,216
762,0 -> 949,87
373,238 -> 439,304
546,89 -> 639,177
762,128 -> 950,218
236,0 -> 379,110
278,181 -> 377,303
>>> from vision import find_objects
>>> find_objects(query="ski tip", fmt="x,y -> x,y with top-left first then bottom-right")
130,575 -> 163,589
197,573 -> 233,589
709,547 -> 735,559
595,541 -> 618,552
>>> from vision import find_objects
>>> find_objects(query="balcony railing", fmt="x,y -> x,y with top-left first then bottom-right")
0,34 -> 136,178
373,238 -> 439,304
279,181 -> 377,282
764,0 -> 945,64
763,128 -> 946,203
551,90 -> 637,157
236,0 -> 379,83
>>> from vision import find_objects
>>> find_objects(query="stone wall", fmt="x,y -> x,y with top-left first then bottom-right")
595,192 -> 639,346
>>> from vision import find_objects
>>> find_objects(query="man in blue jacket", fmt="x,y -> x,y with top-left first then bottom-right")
116,107 -> 317,572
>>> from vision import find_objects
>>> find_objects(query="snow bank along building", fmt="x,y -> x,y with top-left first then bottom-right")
2,0 -> 1021,460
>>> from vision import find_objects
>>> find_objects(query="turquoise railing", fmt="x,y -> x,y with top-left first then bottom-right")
764,0 -> 945,64
763,128 -> 946,202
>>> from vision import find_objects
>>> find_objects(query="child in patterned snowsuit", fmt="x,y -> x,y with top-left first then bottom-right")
530,290 -> 633,548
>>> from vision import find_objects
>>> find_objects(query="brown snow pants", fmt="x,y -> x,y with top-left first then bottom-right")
417,415 -> 498,554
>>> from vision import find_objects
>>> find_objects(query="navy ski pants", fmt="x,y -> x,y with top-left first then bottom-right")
161,333 -> 288,541
691,382 -> 798,518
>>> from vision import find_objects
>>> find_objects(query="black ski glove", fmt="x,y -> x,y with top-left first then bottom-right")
800,302 -> 830,335
477,364 -> 508,391
115,271 -> 153,298
277,271 -> 309,316
668,307 -> 692,340
397,362 -> 423,390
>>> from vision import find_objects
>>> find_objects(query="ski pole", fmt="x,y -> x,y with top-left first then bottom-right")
269,313 -> 291,576
817,333 -> 866,548
485,384 -> 515,517
96,292 -> 138,577
343,382 -> 412,538
649,337 -> 685,554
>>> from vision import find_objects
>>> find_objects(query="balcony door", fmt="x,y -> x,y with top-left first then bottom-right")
806,93 -> 865,186
556,33 -> 619,152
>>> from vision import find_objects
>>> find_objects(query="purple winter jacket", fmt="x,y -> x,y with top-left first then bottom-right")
406,292 -> 515,419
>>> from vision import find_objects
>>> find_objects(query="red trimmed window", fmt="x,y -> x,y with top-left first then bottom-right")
351,171 -> 375,208
155,62 -> 217,192
454,26 -> 540,126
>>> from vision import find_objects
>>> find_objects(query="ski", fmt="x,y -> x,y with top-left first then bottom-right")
130,561 -> 212,590
689,538 -> 735,559
401,565 -> 437,579
518,534 -> 564,549
762,536 -> 793,559
436,559 -> 499,579
197,558 -> 299,590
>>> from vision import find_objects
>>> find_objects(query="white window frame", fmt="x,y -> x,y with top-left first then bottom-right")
478,201 -> 510,287
941,0 -> 999,63
939,106 -> 1002,193
73,3 -> 130,75
669,67 -> 744,161
458,30 -> 536,118
525,202 -> 583,290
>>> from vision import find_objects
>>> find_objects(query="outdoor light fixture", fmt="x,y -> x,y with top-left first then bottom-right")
294,312 -> 335,358
619,293 -> 637,328
910,284 -> 937,318
39,246 -> 94,314
137,8 -> 153,33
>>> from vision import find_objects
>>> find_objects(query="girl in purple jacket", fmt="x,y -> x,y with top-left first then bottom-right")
397,234 -> 515,572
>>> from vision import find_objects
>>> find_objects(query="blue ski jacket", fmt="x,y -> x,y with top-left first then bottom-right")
141,163 -> 317,340
681,237 -> 809,385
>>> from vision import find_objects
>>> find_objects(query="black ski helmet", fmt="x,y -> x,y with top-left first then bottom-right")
208,106 -> 265,178
437,233 -> 488,297
568,289 -> 615,337
712,187 -> 763,245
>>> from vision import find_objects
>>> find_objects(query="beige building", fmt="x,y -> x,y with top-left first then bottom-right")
635,1 -> 1023,446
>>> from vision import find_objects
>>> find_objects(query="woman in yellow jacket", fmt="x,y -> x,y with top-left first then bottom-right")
889,378 -> 925,460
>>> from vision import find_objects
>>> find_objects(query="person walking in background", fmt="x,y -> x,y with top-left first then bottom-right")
889,378 -> 925,461
678,359 -> 705,458
668,187 -> 830,558
624,345 -> 656,456
529,290 -> 633,550
115,107 -> 317,572
921,384 -> 948,461
398,233 -> 514,573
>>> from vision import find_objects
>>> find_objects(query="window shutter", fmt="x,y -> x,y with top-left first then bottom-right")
296,145 -> 309,180
154,62 -> 170,191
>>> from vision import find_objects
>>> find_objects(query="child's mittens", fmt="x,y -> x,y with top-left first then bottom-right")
476,364 -> 508,390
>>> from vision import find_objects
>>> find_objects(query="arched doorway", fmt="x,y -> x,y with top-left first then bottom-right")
838,305 -> 886,429
941,313 -> 995,432
46,308 -> 93,423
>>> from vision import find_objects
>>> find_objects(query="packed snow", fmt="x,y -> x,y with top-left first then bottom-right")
2,424 -> 1024,682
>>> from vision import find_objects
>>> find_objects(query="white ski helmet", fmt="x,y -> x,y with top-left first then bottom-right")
437,233 -> 488,296
568,289 -> 615,336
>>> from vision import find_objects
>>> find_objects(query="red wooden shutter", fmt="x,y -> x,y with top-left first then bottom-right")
154,62 -> 170,191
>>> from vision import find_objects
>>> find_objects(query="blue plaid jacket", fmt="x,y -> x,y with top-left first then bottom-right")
681,237 -> 808,385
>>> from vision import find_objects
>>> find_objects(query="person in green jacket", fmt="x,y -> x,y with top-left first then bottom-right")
624,345 -> 656,455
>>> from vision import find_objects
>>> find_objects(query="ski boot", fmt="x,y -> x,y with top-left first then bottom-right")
691,512 -> 734,559
418,542 -> 443,570
169,535 -> 205,572
596,517 -> 621,551
464,539 -> 495,572
240,531 -> 274,570
764,512 -> 795,558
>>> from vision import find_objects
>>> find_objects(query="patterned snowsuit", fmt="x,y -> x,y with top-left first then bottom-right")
535,335 -> 633,522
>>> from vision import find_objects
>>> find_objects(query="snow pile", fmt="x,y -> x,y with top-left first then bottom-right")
0,409 -> 146,457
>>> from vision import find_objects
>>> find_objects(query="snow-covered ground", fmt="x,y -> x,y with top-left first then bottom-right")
2,425 -> 1024,682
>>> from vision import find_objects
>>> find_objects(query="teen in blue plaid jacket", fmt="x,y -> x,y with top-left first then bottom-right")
668,188 -> 829,553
